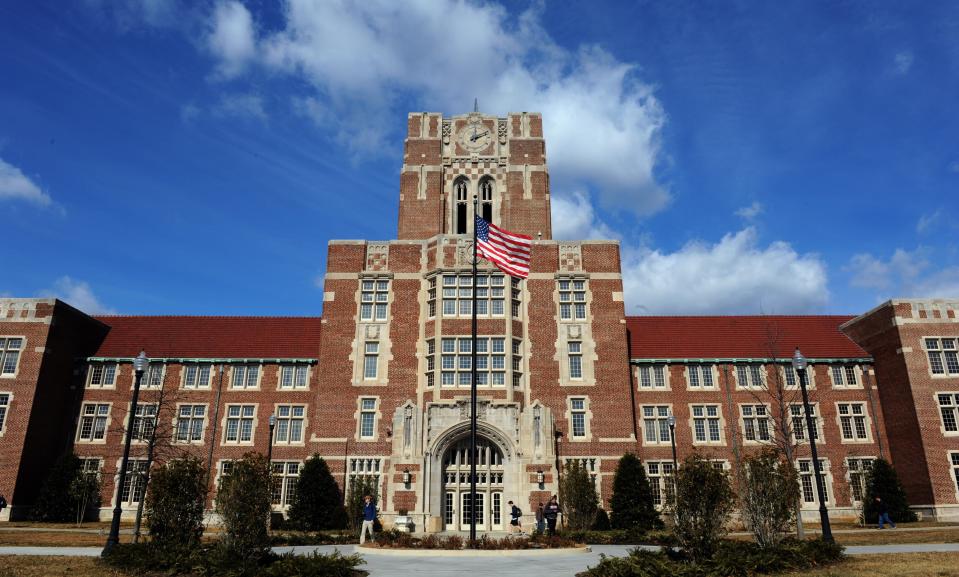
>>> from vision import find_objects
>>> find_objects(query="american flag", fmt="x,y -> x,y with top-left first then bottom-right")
475,215 -> 532,278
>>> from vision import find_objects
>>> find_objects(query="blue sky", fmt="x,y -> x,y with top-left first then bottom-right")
2,0 -> 957,317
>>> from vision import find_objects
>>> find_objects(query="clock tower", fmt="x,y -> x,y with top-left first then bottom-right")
397,111 -> 552,240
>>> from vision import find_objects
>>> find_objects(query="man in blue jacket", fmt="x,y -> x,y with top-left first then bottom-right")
360,495 -> 377,544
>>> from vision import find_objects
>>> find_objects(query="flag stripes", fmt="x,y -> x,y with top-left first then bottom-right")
475,216 -> 532,278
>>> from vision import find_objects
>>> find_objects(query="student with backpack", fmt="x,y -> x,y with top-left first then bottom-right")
507,500 -> 524,535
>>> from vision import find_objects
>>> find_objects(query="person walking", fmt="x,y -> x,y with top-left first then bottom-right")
360,495 -> 377,544
535,502 -> 545,534
544,495 -> 561,535
508,500 -> 524,535
875,496 -> 896,529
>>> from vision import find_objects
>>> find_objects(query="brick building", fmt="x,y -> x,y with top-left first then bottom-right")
0,110 -> 957,527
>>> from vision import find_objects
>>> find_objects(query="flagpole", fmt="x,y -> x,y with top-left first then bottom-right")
470,194 -> 478,544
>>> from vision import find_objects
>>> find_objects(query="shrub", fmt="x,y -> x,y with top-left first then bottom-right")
576,538 -> 843,577
103,542 -> 367,576
560,460 -> 599,531
270,531 -> 357,546
216,452 -> 273,563
145,455 -> 207,548
862,458 -> 918,524
288,455 -> 348,531
32,453 -> 93,523
609,453 -> 662,532
738,448 -> 799,548
593,508 -> 611,530
345,475 -> 379,531
674,454 -> 735,562
68,464 -> 101,526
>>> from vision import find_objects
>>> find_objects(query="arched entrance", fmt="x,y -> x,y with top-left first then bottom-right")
441,438 -> 505,531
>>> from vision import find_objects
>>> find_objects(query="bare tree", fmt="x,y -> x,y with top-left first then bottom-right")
732,320 -> 815,539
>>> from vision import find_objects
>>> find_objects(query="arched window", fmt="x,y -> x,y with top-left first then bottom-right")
479,178 -> 494,223
454,178 -> 469,234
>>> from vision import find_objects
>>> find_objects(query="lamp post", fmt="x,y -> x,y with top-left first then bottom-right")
793,347 -> 833,542
267,414 -> 276,464
103,350 -> 148,557
667,414 -> 678,474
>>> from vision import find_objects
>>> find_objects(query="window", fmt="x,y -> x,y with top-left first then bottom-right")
359,398 -> 376,439
78,403 -> 110,441
646,461 -> 675,507
363,342 -> 379,379
952,453 -> 959,496
271,462 -> 301,507
831,365 -> 859,387
798,459 -> 830,504
231,364 -> 260,389
736,363 -> 765,388
642,405 -> 672,444
783,364 -> 798,387
119,460 -> 149,506
0,393 -> 8,432
938,393 -> 959,433
791,404 -> 820,442
512,339 -> 523,388
480,178 -> 494,222
441,274 -> 506,317
564,457 -> 599,485
79,458 -> 101,482
439,337 -> 507,387
568,341 -> 583,379
558,279 -> 587,320
360,279 -> 389,321
350,457 -> 381,482
427,277 -> 437,318
274,405 -> 305,444
131,404 -> 157,441
838,403 -> 869,441
570,398 -> 587,438
926,338 -> 959,375
741,405 -> 770,442
454,178 -> 468,234
638,365 -> 667,388
847,457 -> 874,503
182,364 -> 212,389
691,404 -> 722,443
0,338 -> 23,375
88,362 -> 117,388
279,365 -> 309,389
425,339 -> 435,388
142,363 -> 164,388
511,278 -> 522,318
224,405 -> 256,443
175,405 -> 206,443
687,364 -> 714,388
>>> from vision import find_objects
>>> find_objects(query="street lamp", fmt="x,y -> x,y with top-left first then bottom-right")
103,350 -> 148,557
793,347 -> 834,542
267,414 -> 276,464
667,413 -> 678,474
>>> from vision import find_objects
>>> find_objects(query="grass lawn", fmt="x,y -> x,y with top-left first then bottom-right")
835,528 -> 959,546
0,556 -> 131,577
0,531 -> 108,547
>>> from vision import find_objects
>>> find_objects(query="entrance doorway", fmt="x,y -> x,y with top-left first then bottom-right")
442,438 -> 504,531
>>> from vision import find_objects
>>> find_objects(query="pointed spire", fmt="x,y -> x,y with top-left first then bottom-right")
474,97 -> 479,113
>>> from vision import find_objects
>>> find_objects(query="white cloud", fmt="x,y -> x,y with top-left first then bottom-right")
213,93 -> 267,121
210,0 -> 668,215
846,248 -> 959,299
207,1 -> 256,78
917,210 -> 941,234
0,157 -> 53,207
550,192 -> 618,240
621,227 -> 829,314
180,102 -> 201,123
893,51 -> 914,74
735,201 -> 763,220
39,276 -> 117,315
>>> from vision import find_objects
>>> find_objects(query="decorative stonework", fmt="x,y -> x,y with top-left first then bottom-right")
366,243 -> 390,271
559,244 -> 583,272
498,119 -> 508,144
442,120 -> 451,144
455,239 -> 475,267
364,324 -> 381,339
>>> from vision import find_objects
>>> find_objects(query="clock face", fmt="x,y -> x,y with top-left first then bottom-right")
456,122 -> 493,152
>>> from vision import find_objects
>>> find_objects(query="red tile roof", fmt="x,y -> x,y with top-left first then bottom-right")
625,316 -> 868,360
91,316 -> 322,359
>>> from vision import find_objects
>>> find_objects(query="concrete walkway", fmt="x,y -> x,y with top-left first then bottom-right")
2,543 -> 959,575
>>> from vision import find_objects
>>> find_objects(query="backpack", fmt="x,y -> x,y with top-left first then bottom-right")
512,505 -> 522,518
0,496 -> 6,510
